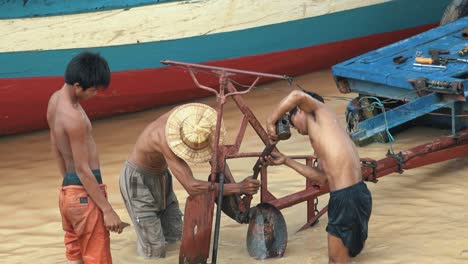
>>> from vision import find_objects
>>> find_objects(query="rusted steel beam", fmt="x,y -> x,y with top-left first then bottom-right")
227,83 -> 275,147
269,186 -> 329,210
226,152 -> 264,159
225,153 -> 317,159
362,129 -> 468,180
268,130 -> 468,212
297,205 -> 329,233
161,60 -> 291,80
233,115 -> 249,151
260,166 -> 278,203
405,144 -> 468,169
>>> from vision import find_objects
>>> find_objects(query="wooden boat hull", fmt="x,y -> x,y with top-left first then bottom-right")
0,0 -> 451,135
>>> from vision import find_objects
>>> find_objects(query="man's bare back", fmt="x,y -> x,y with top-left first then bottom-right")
125,106 -> 260,196
265,90 -> 372,263
265,90 -> 361,191
47,89 -> 99,174
127,111 -> 172,171
48,83 -> 125,233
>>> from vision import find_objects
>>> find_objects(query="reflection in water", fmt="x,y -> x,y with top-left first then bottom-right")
0,70 -> 466,264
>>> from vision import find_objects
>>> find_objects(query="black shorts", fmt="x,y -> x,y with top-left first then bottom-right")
326,181 -> 372,257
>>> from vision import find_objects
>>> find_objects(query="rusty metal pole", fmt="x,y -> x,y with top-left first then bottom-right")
211,72 -> 229,264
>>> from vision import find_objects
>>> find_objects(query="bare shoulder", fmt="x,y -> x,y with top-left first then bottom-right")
147,118 -> 167,150
61,106 -> 88,134
47,90 -> 60,106
138,109 -> 175,153
46,91 -> 60,122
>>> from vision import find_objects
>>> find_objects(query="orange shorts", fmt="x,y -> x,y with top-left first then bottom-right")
59,185 -> 112,264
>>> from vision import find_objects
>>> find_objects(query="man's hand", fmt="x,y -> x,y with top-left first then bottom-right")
239,176 -> 260,195
266,119 -> 278,141
261,151 -> 287,166
103,208 -> 128,234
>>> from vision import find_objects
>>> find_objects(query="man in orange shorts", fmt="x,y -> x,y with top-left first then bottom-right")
47,51 -> 128,264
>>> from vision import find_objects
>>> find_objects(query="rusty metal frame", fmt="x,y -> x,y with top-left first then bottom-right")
160,60 -> 468,263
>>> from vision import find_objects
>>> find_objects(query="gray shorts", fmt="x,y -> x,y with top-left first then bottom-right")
120,160 -> 183,258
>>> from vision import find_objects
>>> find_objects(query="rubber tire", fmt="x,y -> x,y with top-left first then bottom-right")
440,0 -> 468,25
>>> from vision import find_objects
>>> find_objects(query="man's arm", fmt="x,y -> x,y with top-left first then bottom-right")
266,90 -> 321,137
160,138 -> 259,196
262,152 -> 327,185
284,158 -> 327,185
66,116 -> 124,233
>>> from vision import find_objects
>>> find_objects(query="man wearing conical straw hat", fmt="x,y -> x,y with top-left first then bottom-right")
120,103 -> 260,259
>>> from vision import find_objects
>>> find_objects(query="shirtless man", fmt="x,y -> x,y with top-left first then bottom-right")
120,103 -> 260,258
263,90 -> 372,263
47,51 -> 127,264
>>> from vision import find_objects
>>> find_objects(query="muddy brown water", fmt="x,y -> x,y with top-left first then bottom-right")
0,70 -> 466,263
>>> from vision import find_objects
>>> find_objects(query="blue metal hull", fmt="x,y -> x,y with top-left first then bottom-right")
332,17 -> 468,143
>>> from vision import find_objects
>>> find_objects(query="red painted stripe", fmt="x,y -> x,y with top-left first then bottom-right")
0,24 -> 435,135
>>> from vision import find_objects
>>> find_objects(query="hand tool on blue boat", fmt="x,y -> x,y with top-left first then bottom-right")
428,48 -> 450,64
415,49 -> 447,65
392,55 -> 408,64
416,56 -> 468,65
458,47 -> 468,56
415,57 -> 437,64
416,49 -> 468,65
413,63 -> 447,69
444,57 -> 468,63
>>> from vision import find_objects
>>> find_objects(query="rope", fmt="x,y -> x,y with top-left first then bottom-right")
358,96 -> 396,154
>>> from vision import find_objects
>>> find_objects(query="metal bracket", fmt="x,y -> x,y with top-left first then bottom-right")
386,151 -> 405,174
361,159 -> 378,183
408,77 -> 465,97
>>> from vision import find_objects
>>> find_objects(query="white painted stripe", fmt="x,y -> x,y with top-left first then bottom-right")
0,0 -> 388,52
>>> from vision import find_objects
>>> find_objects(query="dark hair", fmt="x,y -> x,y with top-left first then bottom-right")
288,90 -> 324,127
65,51 -> 110,90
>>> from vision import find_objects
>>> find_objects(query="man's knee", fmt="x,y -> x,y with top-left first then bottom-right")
137,234 -> 167,258
328,233 -> 350,263
161,202 -> 183,242
142,243 -> 166,259
136,215 -> 167,258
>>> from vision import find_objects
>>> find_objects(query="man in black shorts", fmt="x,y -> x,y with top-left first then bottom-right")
262,90 -> 372,263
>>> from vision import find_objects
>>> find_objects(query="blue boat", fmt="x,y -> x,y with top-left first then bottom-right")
332,17 -> 468,144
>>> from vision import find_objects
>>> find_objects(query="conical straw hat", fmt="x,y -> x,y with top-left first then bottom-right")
165,103 -> 225,163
